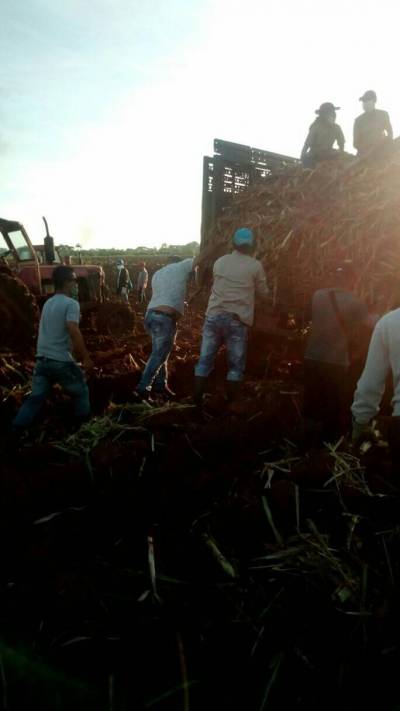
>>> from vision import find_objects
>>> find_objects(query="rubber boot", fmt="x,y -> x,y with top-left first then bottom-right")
226,381 -> 241,403
194,376 -> 208,407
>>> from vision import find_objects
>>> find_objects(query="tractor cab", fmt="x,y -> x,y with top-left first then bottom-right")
0,216 -> 134,345
0,217 -> 105,305
0,218 -> 43,296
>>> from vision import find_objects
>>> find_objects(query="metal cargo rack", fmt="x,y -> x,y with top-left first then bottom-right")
201,139 -> 299,247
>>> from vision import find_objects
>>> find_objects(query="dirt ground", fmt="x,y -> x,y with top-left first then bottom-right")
0,302 -> 400,710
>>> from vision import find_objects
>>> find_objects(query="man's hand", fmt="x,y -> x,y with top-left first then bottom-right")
67,321 -> 92,368
82,355 -> 94,374
351,419 -> 372,445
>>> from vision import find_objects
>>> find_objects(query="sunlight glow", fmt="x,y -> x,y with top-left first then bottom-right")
2,0 -> 399,248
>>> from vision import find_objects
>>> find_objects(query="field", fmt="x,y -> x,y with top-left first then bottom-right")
1,273 -> 400,711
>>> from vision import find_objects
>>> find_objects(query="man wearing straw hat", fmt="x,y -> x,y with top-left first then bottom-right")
301,102 -> 345,168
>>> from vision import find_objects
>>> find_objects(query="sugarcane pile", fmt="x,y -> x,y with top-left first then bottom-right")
1,389 -> 400,710
207,151 -> 400,313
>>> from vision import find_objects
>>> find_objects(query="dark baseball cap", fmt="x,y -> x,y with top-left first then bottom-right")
315,102 -> 340,115
359,90 -> 377,102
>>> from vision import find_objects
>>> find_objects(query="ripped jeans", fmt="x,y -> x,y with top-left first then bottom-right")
137,311 -> 177,393
195,313 -> 248,381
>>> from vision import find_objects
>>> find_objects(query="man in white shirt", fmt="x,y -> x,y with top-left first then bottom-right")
352,309 -> 400,465
134,255 -> 198,399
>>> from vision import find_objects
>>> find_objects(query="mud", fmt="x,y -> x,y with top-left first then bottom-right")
0,307 -> 399,710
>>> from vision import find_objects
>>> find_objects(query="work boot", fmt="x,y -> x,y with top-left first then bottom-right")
132,389 -> 154,404
226,381 -> 241,403
153,385 -> 176,400
193,376 -> 208,407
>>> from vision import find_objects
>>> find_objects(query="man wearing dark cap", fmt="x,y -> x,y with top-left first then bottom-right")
303,265 -> 375,441
353,91 -> 393,156
13,266 -> 93,431
301,102 -> 345,168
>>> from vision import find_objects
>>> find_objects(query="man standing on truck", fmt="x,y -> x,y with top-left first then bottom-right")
353,90 -> 393,156
301,102 -> 345,168
136,261 -> 149,304
13,266 -> 93,432
194,227 -> 269,405
303,265 -> 375,442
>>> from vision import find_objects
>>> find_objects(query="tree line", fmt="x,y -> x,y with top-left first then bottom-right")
58,242 -> 200,258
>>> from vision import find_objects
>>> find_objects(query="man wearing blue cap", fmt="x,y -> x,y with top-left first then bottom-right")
194,227 -> 269,404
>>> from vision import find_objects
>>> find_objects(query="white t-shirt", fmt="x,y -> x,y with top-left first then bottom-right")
147,258 -> 194,315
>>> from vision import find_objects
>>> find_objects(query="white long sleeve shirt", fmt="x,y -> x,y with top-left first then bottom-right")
351,308 -> 400,424
147,258 -> 194,315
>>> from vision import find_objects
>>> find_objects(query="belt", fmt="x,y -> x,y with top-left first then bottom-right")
37,356 -> 72,362
150,309 -> 178,323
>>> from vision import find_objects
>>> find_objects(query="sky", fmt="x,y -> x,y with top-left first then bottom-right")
1,0 -> 399,248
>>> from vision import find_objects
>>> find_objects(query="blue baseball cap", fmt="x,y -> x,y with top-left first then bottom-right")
232,227 -> 255,247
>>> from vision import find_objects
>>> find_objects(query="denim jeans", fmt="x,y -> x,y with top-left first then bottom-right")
195,313 -> 248,382
13,358 -> 90,429
137,311 -> 177,393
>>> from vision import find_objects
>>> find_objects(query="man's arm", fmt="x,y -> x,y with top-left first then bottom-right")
192,240 -> 223,270
384,112 -> 393,140
300,130 -> 312,160
254,263 -> 269,300
67,322 -> 93,371
353,118 -> 360,152
122,268 -> 129,287
337,126 -> 345,152
351,320 -> 389,424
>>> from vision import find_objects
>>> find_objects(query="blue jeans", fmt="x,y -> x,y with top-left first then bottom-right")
137,311 -> 177,393
13,358 -> 90,429
195,313 -> 248,382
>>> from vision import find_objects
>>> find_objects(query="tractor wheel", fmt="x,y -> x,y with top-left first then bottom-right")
0,273 -> 39,351
95,301 -> 136,336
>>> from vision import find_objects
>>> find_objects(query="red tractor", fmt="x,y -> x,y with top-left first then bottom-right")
0,217 -> 135,350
